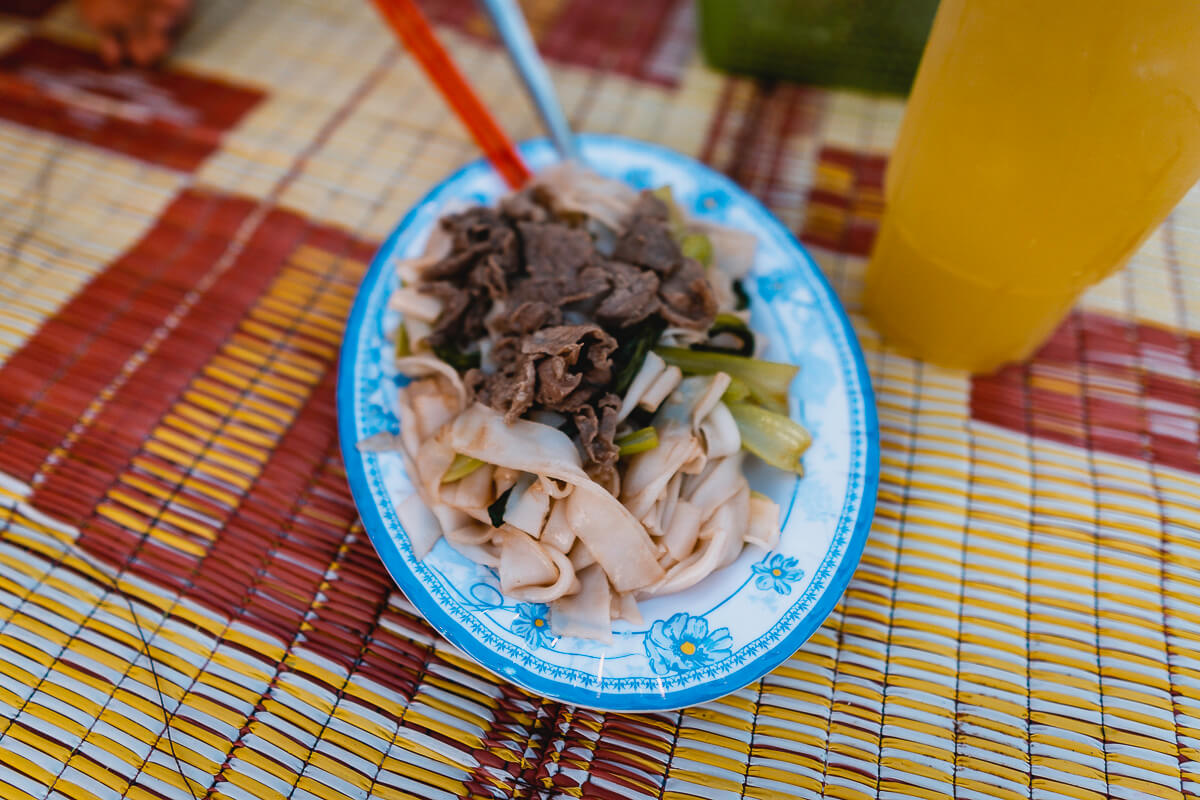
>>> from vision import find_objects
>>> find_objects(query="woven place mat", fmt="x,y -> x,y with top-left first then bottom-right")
0,1 -> 1199,799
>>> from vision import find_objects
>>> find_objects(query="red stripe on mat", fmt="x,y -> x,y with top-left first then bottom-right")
972,311 -> 1200,475
25,205 -> 309,520
0,36 -> 263,171
538,0 -> 689,86
0,189 -> 257,484
799,144 -> 887,256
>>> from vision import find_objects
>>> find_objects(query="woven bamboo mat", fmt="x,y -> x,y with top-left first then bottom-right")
0,1 -> 1198,798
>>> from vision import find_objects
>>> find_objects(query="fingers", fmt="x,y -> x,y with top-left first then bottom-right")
81,0 -> 189,67
127,14 -> 169,66
98,33 -> 122,67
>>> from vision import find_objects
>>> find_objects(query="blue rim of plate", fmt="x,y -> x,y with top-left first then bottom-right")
337,134 -> 878,711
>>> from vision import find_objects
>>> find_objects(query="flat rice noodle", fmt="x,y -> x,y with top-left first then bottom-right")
550,563 -> 612,642
445,520 -> 495,546
396,355 -> 468,409
446,539 -> 500,568
613,591 -> 643,626
706,261 -> 737,313
500,528 -> 580,603
444,403 -> 586,477
640,510 -> 742,598
412,391 -> 456,442
639,366 -> 682,413
658,374 -> 731,432
445,463 -> 494,517
413,435 -> 456,503
404,317 -> 433,352
658,327 -> 707,349
494,467 -> 520,496
444,404 -> 664,593
395,383 -> 422,458
661,498 -> 702,564
565,486 -> 664,593
568,539 -> 596,571
505,477 -> 551,537
539,475 -> 573,499
687,220 -> 757,279
541,500 -> 575,554
746,493 -> 781,551
534,162 -> 638,231
617,351 -> 666,422
432,504 -> 474,539
621,426 -> 704,522
397,492 -> 443,559
498,527 -> 555,591
700,401 -> 740,460
684,452 -> 746,523
706,486 -> 750,570
395,254 -> 439,285
644,473 -> 682,538
659,473 -> 683,533
422,220 -> 453,259
390,287 -> 442,322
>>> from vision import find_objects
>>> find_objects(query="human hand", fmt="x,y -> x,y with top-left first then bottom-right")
77,0 -> 192,66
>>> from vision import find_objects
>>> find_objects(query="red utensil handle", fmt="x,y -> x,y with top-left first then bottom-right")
371,0 -> 532,189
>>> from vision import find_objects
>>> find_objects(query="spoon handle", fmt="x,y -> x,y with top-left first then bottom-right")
478,0 -> 580,162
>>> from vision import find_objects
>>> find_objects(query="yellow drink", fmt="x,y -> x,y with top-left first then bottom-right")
864,0 -> 1200,372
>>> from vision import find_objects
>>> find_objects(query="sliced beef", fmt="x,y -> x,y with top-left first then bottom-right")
596,260 -> 660,327
522,324 -> 617,386
470,356 -> 537,423
417,185 -> 726,495
499,191 -> 549,223
421,210 -> 523,347
613,192 -> 682,274
487,300 -> 561,339
471,325 -> 619,423
629,191 -> 670,223
575,393 -> 621,488
658,257 -> 717,330
423,281 -> 489,346
520,222 -> 593,281
425,208 -> 519,276
535,357 -> 582,405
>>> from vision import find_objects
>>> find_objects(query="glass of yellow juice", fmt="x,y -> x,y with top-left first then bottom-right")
864,0 -> 1200,373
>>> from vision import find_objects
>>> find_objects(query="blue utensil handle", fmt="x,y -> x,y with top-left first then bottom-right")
477,0 -> 580,162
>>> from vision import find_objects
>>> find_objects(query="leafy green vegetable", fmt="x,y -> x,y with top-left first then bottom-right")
394,324 -> 410,360
487,488 -> 512,528
616,426 -> 659,456
679,232 -> 713,266
650,185 -> 686,233
612,317 -> 667,396
732,280 -> 750,311
692,313 -> 754,357
655,346 -> 798,414
442,454 -> 484,483
728,402 -> 810,475
433,342 -> 481,372
651,186 -> 712,265
722,376 -> 751,403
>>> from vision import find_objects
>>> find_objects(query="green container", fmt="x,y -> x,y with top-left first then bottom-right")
696,0 -> 940,95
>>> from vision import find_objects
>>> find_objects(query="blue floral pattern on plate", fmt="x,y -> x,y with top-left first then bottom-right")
337,134 -> 878,712
510,603 -> 552,649
752,554 -> 805,595
644,613 -> 734,676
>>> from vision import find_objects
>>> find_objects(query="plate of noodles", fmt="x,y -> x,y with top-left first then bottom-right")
338,134 -> 877,711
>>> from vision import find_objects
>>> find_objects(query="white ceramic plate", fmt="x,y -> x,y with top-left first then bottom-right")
338,134 -> 878,711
